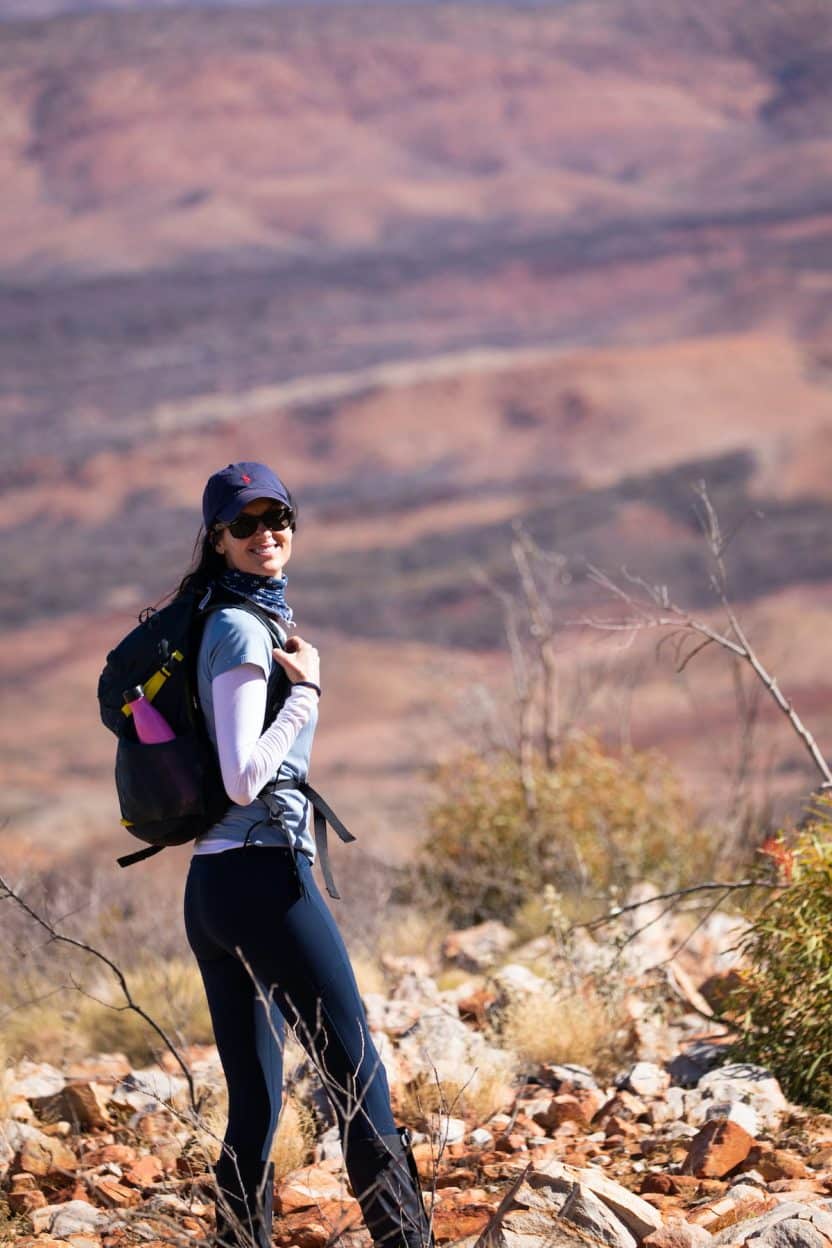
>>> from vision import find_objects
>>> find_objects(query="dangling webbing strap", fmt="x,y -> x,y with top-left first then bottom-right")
263,779 -> 356,900
117,843 -> 164,868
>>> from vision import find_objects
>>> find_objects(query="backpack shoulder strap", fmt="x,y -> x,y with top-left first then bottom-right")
199,596 -> 291,728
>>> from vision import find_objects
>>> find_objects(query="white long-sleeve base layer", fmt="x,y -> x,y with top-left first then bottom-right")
191,666 -> 318,856
213,665 -> 319,805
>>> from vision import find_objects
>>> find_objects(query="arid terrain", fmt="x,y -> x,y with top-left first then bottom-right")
0,0 -> 831,870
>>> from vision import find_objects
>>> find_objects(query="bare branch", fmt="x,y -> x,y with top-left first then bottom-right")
582,483 -> 832,790
0,871 -> 197,1113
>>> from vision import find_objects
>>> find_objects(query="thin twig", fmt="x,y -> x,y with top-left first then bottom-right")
0,871 -> 197,1112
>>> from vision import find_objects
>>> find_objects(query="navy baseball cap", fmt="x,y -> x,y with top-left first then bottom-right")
202,462 -> 293,529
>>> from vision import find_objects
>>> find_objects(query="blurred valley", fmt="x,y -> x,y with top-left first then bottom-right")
1,0 -> 831,873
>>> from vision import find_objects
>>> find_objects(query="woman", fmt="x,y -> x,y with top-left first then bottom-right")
181,461 -> 432,1248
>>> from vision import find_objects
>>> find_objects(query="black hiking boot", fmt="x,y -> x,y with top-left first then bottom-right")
214,1159 -> 274,1248
347,1126 -> 434,1248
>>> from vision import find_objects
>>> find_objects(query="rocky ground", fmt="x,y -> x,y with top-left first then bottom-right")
2,917 -> 831,1248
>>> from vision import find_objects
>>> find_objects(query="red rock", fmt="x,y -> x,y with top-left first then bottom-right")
135,1111 -> 175,1140
604,1116 -> 641,1139
436,1167 -> 477,1188
9,1189 -> 48,1214
457,986 -> 498,1027
19,1132 -> 79,1177
686,1186 -> 774,1231
643,1217 -> 714,1248
494,1133 -> 527,1154
276,1165 -> 350,1213
641,1174 -> 699,1197
124,1154 -> 164,1187
431,1207 -> 491,1240
91,1176 -> 141,1207
683,1120 -> 754,1179
273,1200 -> 362,1248
756,1150 -> 810,1181
83,1144 -> 138,1166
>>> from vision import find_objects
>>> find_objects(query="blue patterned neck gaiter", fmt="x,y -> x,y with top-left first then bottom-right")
217,569 -> 294,625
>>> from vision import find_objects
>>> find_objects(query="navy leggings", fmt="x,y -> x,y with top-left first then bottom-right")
184,845 -> 397,1240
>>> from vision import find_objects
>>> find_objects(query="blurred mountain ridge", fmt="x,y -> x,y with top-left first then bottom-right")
1,0 -> 831,853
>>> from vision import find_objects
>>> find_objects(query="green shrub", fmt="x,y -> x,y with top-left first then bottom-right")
412,733 -> 713,926
731,806 -> 832,1110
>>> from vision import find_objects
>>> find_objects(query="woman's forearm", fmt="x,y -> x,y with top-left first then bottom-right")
212,665 -> 318,804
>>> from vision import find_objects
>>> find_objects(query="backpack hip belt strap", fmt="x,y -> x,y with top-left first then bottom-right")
261,779 -> 355,900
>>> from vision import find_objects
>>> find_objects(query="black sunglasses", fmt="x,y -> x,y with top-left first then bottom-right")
219,505 -> 295,540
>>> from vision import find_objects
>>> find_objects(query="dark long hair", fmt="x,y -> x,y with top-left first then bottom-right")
172,490 -> 299,601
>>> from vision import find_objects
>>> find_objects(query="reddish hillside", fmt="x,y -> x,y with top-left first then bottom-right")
0,0 -> 831,868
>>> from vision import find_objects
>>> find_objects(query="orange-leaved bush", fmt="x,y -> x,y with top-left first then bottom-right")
731,803 -> 832,1110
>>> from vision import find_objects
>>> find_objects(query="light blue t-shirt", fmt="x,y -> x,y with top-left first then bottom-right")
195,605 -> 318,858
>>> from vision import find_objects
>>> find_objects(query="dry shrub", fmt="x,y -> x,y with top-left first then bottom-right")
79,958 -> 213,1064
413,735 -> 713,926
498,985 -> 629,1080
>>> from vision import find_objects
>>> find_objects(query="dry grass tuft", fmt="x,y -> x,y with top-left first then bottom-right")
350,952 -> 387,996
375,906 -> 447,966
79,958 -> 214,1064
498,985 -> 629,1080
194,1079 -> 314,1181
270,1096 -> 316,1179
1,998 -> 86,1064
395,1047 -> 516,1130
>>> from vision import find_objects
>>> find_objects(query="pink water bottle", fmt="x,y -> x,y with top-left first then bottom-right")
124,686 -> 176,744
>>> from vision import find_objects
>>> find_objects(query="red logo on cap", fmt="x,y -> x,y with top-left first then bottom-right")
241,473 -> 251,484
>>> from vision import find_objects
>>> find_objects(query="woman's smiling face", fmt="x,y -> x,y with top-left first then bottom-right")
213,497 -> 293,579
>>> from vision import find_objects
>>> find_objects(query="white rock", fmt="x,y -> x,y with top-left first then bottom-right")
111,1069 -> 188,1111
733,1169 -> 767,1187
314,1124 -> 343,1164
8,1061 -> 65,1100
441,920 -> 515,972
490,963 -> 548,1002
698,1063 -> 788,1130
543,1063 -> 600,1092
30,1199 -> 107,1236
562,1182 -> 637,1248
663,1122 -> 699,1140
531,1159 -> 662,1239
469,1127 -> 494,1147
396,1006 -> 513,1090
648,1086 -> 686,1126
712,1203 -> 808,1245
429,1113 -> 466,1147
622,1062 -> 670,1099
